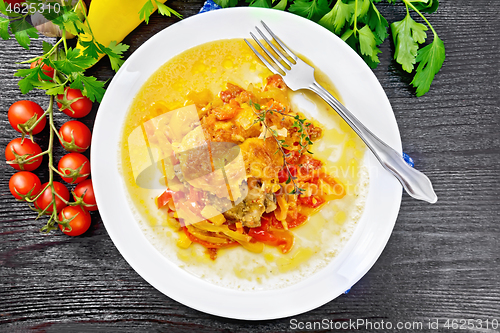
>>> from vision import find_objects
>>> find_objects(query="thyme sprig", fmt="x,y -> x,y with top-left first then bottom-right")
249,99 -> 315,196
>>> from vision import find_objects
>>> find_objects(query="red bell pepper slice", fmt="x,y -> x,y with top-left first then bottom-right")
248,218 -> 294,253
266,213 -> 308,229
298,195 -> 325,208
156,189 -> 175,209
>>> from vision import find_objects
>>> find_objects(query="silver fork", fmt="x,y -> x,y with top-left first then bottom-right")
245,21 -> 437,204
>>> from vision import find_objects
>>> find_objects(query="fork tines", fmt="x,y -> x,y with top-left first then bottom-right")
245,21 -> 298,75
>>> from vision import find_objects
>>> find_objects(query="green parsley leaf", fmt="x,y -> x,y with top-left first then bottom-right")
247,0 -> 271,8
391,12 -> 427,72
341,28 -> 355,42
107,41 -> 130,56
13,68 -> 37,78
14,67 -> 50,94
51,10 -> 82,37
70,73 -> 106,103
214,0 -> 238,7
42,41 -> 53,54
0,16 -> 9,40
108,56 -> 124,72
79,39 -> 101,59
52,48 -> 96,75
139,0 -> 156,24
319,0 -> 387,69
15,69 -> 37,94
354,0 -> 371,21
273,0 -> 287,10
156,1 -> 182,19
366,1 -> 388,42
410,35 -> 445,96
10,18 -> 39,50
318,0 -> 354,34
0,0 -> 7,15
32,80 -> 66,96
100,41 -> 130,72
0,0 -> 22,17
289,0 -> 330,22
412,0 -> 439,13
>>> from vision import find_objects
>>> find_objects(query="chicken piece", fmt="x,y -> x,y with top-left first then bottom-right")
223,179 -> 277,228
238,138 -> 282,182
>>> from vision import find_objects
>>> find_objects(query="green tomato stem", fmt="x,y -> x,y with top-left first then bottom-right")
28,108 -> 51,132
25,182 -> 50,203
46,95 -> 60,222
21,149 -> 49,162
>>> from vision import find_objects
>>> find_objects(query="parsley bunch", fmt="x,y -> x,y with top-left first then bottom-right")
0,0 -> 131,102
215,0 -> 445,97
0,0 -> 180,233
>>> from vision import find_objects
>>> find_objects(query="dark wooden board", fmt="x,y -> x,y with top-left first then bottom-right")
1,0 -> 499,331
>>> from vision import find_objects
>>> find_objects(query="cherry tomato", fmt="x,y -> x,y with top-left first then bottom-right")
58,153 -> 90,184
5,138 -> 43,171
9,171 -> 42,200
5,0 -> 25,5
30,59 -> 54,80
57,88 -> 92,118
59,120 -> 91,152
8,100 -> 46,135
73,179 -> 98,211
59,206 -> 91,236
35,182 -> 69,214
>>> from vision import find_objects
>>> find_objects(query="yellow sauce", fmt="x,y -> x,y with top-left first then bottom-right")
120,39 -> 368,290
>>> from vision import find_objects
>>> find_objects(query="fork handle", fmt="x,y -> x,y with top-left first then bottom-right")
309,82 -> 437,204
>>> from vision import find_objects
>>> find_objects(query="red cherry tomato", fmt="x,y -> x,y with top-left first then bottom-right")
5,138 -> 43,171
5,0 -> 25,5
59,206 -> 91,236
8,100 -> 46,135
9,171 -> 42,200
30,59 -> 54,80
35,182 -> 69,214
57,88 -> 92,118
59,120 -> 91,152
58,153 -> 90,184
73,179 -> 98,211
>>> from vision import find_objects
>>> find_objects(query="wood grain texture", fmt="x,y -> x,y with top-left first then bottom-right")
1,0 -> 499,332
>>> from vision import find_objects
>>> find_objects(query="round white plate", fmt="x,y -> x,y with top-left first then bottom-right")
91,7 -> 402,320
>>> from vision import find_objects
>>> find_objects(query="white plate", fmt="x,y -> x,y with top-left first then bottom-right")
91,7 -> 402,320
